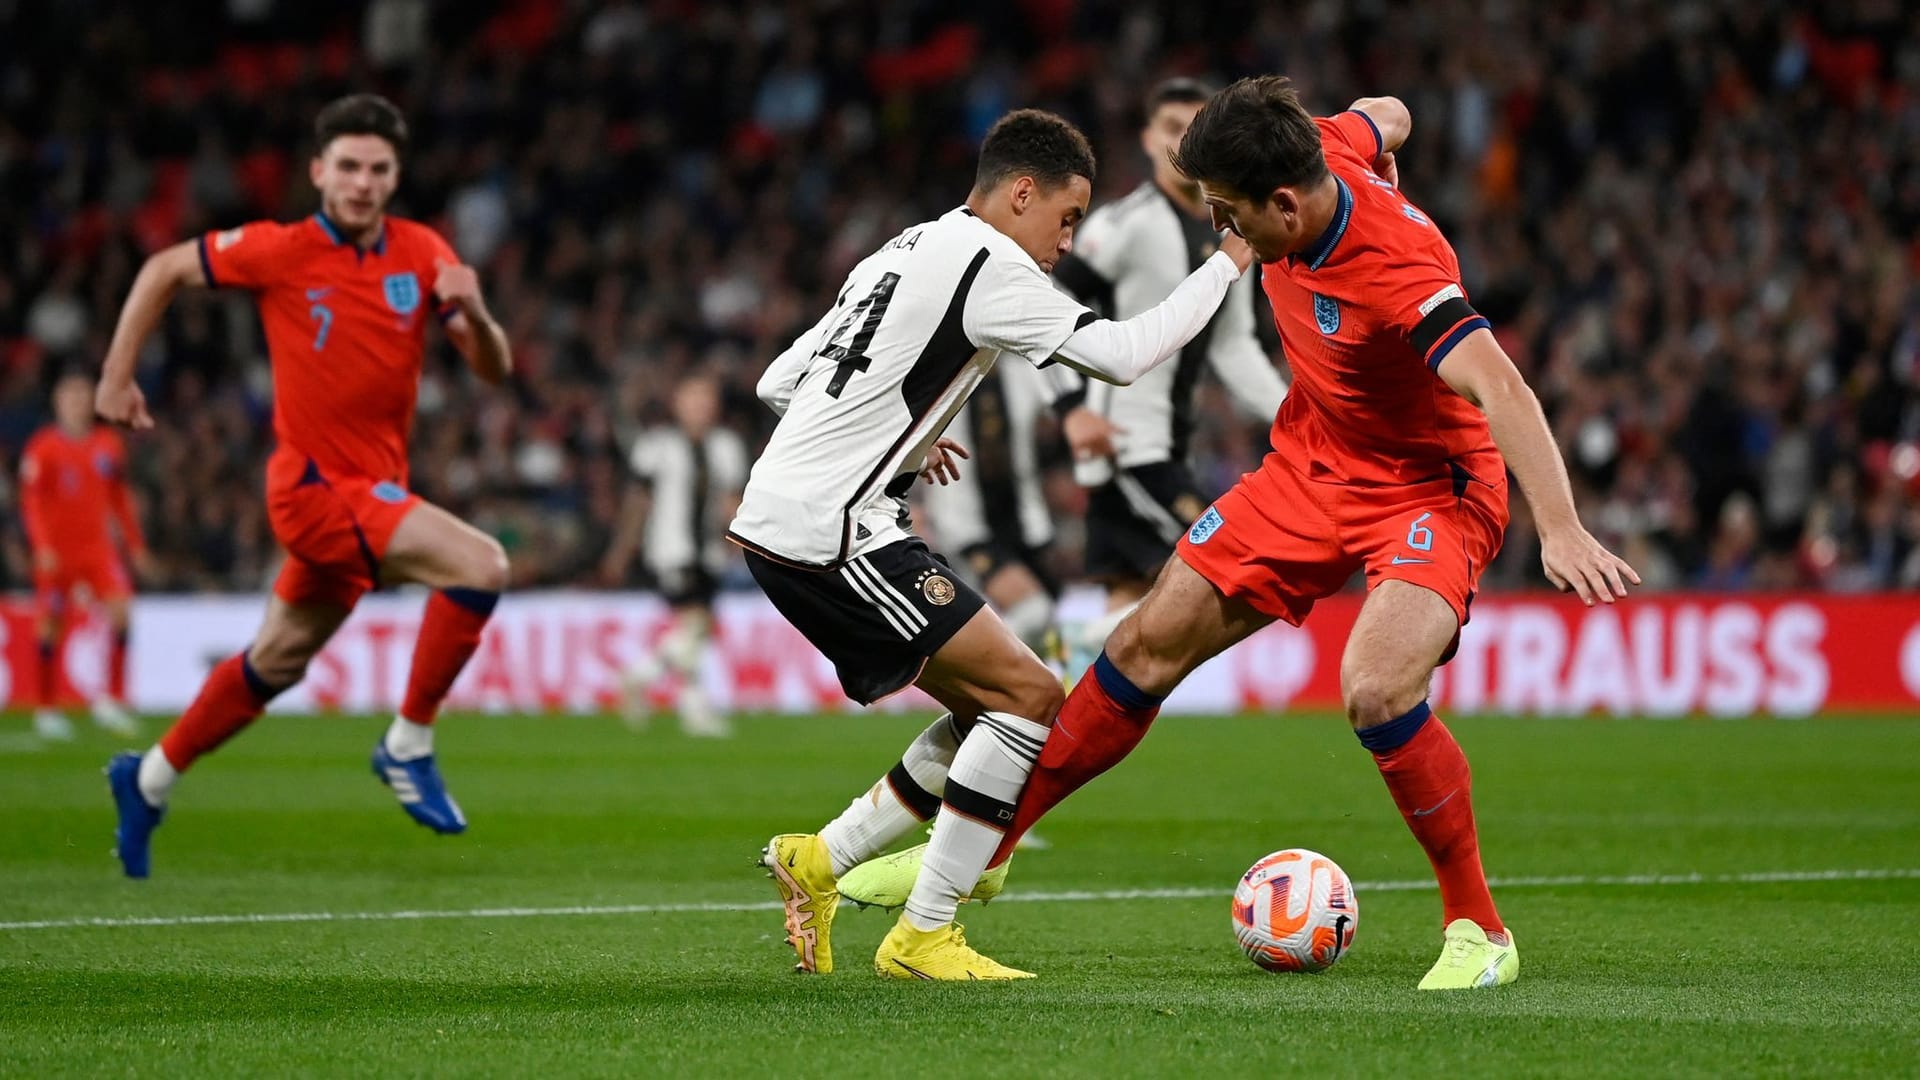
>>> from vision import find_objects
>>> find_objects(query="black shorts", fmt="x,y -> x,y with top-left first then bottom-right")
1084,461 -> 1213,581
958,540 -> 1059,597
653,565 -> 718,608
745,538 -> 986,706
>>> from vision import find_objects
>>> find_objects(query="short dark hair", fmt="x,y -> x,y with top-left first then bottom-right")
1143,77 -> 1213,121
973,109 -> 1096,193
314,93 -> 409,156
1171,76 -> 1327,198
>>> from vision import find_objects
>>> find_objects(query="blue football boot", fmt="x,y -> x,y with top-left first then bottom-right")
106,751 -> 164,879
371,740 -> 468,834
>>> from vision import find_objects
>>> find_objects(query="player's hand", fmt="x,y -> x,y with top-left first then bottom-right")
95,380 -> 153,430
130,549 -> 159,583
1540,527 -> 1641,606
919,437 -> 969,486
432,259 -> 486,316
1063,406 -> 1123,462
1374,151 -> 1400,189
33,549 -> 57,575
1218,230 -> 1256,273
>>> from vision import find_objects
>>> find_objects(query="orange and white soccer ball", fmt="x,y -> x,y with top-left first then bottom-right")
1231,848 -> 1359,973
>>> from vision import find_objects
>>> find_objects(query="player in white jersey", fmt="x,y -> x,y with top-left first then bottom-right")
733,109 -> 1253,980
601,375 -> 746,737
1050,80 -> 1288,660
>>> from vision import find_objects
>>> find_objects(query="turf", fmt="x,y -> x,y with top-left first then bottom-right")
2,712 -> 1917,1077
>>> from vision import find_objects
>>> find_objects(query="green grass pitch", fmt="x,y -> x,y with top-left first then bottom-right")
3,712 -> 1918,1076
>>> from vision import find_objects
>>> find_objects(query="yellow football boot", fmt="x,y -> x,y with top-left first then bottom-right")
1418,919 -> 1519,990
761,833 -> 838,974
873,916 -> 1034,981
838,842 -> 1011,910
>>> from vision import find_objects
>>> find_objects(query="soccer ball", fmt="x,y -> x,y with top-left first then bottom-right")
1231,848 -> 1358,973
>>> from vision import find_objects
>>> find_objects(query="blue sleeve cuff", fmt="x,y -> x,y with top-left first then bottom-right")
197,236 -> 219,288
1347,109 -> 1385,160
1426,316 -> 1492,371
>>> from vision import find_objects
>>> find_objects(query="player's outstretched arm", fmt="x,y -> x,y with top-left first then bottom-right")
1348,96 -> 1411,186
1436,330 -> 1641,606
435,260 -> 512,384
98,240 -> 207,429
1347,97 -> 1411,153
1049,232 -> 1255,386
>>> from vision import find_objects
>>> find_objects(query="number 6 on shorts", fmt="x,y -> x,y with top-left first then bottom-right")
1406,511 -> 1433,552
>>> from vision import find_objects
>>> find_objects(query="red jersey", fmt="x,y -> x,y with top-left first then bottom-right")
1261,112 -> 1502,489
19,425 -> 143,559
200,213 -> 458,483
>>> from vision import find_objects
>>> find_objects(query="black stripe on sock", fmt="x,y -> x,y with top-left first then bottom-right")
943,780 -> 1016,829
978,717 -> 1044,761
884,761 -> 942,820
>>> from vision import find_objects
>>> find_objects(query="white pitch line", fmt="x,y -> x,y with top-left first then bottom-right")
2,867 -> 1915,933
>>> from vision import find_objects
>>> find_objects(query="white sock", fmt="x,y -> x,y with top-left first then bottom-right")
137,746 -> 178,808
820,713 -> 963,877
660,613 -> 710,678
904,712 -> 1046,931
383,716 -> 435,761
1078,601 -> 1138,656
1001,593 -> 1055,654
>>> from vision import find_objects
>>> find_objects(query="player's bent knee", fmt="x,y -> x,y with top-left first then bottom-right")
1007,661 -> 1065,725
244,644 -> 310,688
1342,672 -> 1423,730
465,536 -> 510,593
1103,613 -> 1186,699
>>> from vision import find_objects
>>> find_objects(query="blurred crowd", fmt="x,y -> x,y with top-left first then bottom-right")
1,0 -> 1918,594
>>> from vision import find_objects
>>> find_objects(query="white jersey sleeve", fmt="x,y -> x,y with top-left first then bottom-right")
961,256 -> 1095,368
1050,251 -> 1242,385
711,428 -> 750,492
1207,275 -> 1288,420
756,302 -> 842,416
627,430 -> 663,479
1066,199 -> 1135,283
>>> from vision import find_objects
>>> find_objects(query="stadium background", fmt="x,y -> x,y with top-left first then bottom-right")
3,0 -> 1920,712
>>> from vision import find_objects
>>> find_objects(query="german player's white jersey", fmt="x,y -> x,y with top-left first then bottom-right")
628,425 -> 748,578
1054,181 -> 1286,483
920,359 -> 1053,554
730,207 -> 1094,568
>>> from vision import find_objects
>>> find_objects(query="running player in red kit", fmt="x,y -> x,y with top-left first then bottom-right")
19,372 -> 148,741
864,78 -> 1639,987
94,94 -> 513,878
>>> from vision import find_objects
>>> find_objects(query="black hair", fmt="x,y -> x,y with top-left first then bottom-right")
314,93 -> 410,156
1171,75 -> 1328,197
973,108 -> 1097,193
1143,77 -> 1214,120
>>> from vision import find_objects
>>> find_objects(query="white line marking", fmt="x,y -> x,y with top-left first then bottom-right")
2,867 -> 1914,933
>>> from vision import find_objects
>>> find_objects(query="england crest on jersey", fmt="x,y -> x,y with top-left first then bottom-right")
383,272 -> 421,316
1188,506 -> 1224,545
1314,293 -> 1341,335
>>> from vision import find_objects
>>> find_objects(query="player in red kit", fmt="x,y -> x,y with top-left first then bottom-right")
850,78 -> 1639,987
19,372 -> 148,741
94,94 -> 514,878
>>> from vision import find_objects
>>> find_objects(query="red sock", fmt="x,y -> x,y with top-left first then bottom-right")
158,653 -> 280,770
399,589 -> 497,724
989,653 -> 1161,867
109,630 -> 129,702
35,638 -> 57,707
1362,704 -> 1503,936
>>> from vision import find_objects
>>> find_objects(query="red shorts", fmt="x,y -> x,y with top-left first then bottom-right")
265,448 -> 421,609
35,551 -> 132,615
1177,451 -> 1508,629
